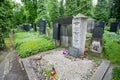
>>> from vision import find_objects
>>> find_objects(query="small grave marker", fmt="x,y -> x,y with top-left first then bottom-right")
68,47 -> 79,58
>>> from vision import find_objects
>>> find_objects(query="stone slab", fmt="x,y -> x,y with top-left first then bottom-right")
22,59 -> 38,80
90,60 -> 110,80
103,66 -> 113,80
68,46 -> 79,58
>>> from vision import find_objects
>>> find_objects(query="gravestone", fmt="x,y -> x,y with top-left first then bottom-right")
92,27 -> 103,39
71,13 -> 88,56
95,21 -> 105,30
87,18 -> 95,33
110,22 -> 118,32
23,24 -> 31,31
60,25 -> 70,47
39,20 -> 46,34
53,23 -> 61,46
33,23 -> 37,32
68,47 -> 79,58
90,27 -> 103,53
53,16 -> 73,48
53,23 -> 60,40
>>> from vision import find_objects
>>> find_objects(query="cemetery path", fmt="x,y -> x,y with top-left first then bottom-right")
2,49 -> 28,80
0,50 -> 9,80
0,61 -> 4,80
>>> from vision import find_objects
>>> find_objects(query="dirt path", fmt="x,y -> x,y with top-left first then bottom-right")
0,61 -> 4,80
4,49 -> 28,80
0,33 -> 28,80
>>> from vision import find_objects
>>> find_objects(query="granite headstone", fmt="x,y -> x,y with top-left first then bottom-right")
39,20 -> 46,34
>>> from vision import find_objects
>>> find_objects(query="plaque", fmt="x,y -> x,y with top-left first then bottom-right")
68,47 -> 79,58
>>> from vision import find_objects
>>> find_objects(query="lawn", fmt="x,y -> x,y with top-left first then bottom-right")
14,32 -> 56,58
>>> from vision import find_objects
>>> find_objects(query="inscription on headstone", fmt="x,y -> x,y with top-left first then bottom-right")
72,13 -> 88,56
39,20 -> 46,34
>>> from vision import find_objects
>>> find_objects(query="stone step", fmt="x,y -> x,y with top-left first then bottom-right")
90,60 -> 110,80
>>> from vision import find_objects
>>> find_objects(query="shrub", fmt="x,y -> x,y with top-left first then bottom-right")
103,31 -> 120,63
14,32 -> 56,58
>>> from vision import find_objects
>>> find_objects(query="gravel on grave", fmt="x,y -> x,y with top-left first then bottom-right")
29,49 -> 100,80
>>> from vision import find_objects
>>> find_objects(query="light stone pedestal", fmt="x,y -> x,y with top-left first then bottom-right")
72,13 -> 88,56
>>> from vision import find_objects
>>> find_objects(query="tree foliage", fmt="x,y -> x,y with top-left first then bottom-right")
0,0 -> 14,49
94,0 -> 110,21
113,0 -> 120,19
77,0 -> 92,17
48,0 -> 60,22
65,0 -> 77,16
36,0 -> 48,22
12,4 -> 26,26
0,0 -> 13,34
22,0 -> 37,23
64,0 -> 92,17
59,0 -> 64,17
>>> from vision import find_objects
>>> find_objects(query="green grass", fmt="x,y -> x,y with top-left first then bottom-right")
14,32 -> 56,58
112,67 -> 120,80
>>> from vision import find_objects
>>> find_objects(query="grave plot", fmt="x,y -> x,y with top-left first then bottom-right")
22,48 -> 101,80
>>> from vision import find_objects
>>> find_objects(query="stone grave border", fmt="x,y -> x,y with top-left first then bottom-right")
21,49 -> 112,80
